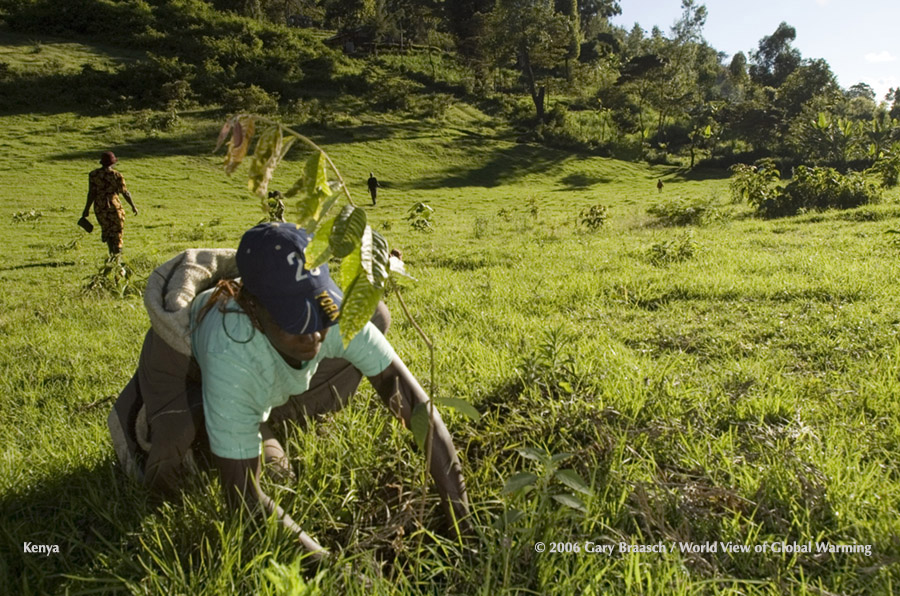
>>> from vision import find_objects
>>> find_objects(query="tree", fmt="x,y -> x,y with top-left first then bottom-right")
487,0 -> 568,121
445,0 -> 493,59
721,51 -> 749,101
776,58 -> 839,118
749,22 -> 801,88
556,0 -> 581,79
650,0 -> 709,146
887,87 -> 900,120
578,0 -> 621,21
322,0 -> 376,29
847,82 -> 876,101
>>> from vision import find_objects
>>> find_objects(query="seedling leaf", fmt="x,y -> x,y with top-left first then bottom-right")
503,472 -> 538,495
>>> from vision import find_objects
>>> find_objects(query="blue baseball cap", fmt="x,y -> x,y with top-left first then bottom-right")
236,222 -> 342,334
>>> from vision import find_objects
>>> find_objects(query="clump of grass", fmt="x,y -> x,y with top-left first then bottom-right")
647,231 -> 701,265
170,218 -> 226,242
82,255 -> 143,298
473,215 -> 490,239
12,208 -> 43,223
647,195 -> 721,226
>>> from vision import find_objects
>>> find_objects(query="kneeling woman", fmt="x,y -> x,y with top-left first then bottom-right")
109,222 -> 469,555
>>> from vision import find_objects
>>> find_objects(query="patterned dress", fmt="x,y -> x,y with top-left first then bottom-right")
88,167 -> 128,251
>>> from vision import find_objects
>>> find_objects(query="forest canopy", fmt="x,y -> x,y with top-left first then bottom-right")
1,0 -> 898,169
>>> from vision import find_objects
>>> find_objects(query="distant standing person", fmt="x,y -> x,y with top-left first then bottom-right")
82,151 -> 138,255
657,179 -> 664,193
367,172 -> 380,206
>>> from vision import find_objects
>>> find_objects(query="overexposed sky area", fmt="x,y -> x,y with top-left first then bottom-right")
611,0 -> 899,102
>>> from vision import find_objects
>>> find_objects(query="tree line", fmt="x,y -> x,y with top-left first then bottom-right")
173,0 -> 900,169
2,0 -> 898,170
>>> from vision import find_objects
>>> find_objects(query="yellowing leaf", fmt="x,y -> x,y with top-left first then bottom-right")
304,216 -> 335,270
304,152 -> 332,199
215,119 -> 233,152
224,117 -> 254,175
247,126 -> 283,197
340,244 -> 362,292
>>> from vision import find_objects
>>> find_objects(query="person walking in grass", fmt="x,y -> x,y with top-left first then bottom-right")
108,222 -> 470,557
81,151 -> 138,256
367,172 -> 380,205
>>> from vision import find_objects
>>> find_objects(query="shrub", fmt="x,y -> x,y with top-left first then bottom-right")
757,166 -> 880,218
647,231 -> 700,266
473,216 -> 490,239
579,204 -> 608,231
867,146 -> 900,188
647,196 -> 720,226
730,161 -> 882,218
222,84 -> 280,115
369,74 -> 420,111
729,160 -> 781,205
413,93 -> 454,121
133,109 -> 179,134
407,202 -> 435,232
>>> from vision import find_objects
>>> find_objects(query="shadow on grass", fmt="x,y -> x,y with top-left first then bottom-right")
0,71 -> 131,117
557,173 -> 614,189
401,141 -> 570,189
0,461 -> 151,594
51,121 -> 224,162
290,119 -> 448,147
667,166 -> 731,182
0,261 -> 75,271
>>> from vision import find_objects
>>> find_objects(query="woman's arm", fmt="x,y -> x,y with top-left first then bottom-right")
367,357 -> 471,533
214,454 -> 328,559
82,190 -> 94,219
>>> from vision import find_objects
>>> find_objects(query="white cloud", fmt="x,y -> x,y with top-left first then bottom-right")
865,51 -> 897,63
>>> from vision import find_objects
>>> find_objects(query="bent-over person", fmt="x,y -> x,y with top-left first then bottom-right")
108,222 -> 471,558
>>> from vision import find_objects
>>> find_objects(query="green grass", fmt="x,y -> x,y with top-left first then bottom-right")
2,34 -> 900,596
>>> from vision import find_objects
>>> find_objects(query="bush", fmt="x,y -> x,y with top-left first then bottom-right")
729,160 -> 781,205
867,146 -> 900,188
579,204 -> 608,231
412,93 -> 454,121
757,166 -> 880,218
133,109 -> 179,134
647,196 -> 721,226
730,161 -> 882,218
368,73 -> 421,111
647,231 -> 700,266
222,84 -> 280,115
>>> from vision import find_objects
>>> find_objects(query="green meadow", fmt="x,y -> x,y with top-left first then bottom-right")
2,32 -> 900,595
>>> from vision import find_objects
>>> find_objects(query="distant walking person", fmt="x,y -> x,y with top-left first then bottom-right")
82,151 -> 138,255
367,172 -> 380,206
657,179 -> 664,193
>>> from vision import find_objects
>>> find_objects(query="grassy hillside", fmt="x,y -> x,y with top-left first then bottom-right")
2,32 -> 900,595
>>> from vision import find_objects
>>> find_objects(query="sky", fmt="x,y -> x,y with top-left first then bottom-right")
611,0 -> 899,102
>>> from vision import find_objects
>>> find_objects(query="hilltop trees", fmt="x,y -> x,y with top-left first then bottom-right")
1,0 -> 896,170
